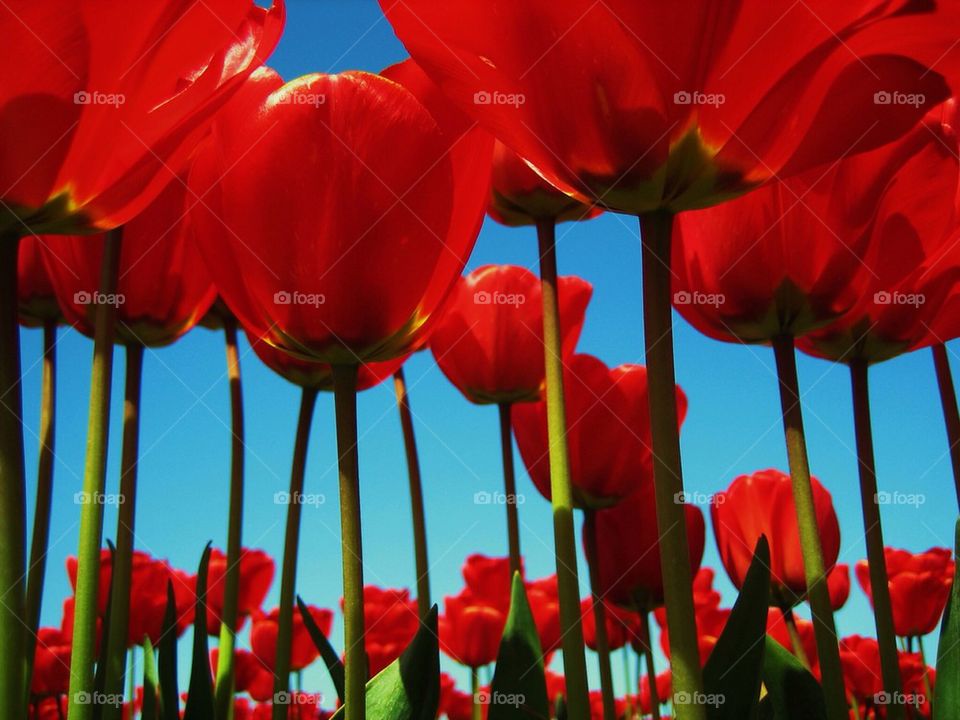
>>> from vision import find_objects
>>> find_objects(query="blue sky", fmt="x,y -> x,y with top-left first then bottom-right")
23,0 -> 959,704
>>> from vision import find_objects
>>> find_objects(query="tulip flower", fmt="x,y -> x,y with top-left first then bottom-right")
839,636 -> 935,718
712,469 -> 840,608
439,673 -> 476,720
251,605 -> 333,672
655,568 -> 730,665
359,587 -> 420,676
856,547 -> 955,639
527,575 -> 562,658
581,598 -> 639,653
827,564 -> 851,612
189,59 -> 492,720
515,355 -> 684,509
211,649 -> 275,703
30,628 -> 71,698
205,548 -> 275,636
439,590 -> 506,668
378,5 -> 959,715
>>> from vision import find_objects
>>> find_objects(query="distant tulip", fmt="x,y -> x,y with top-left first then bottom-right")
250,605 -> 333,672
30,627 -> 70,697
439,590 -> 506,668
359,587 -> 420,676
827,564 -> 851,612
205,548 -> 275,636
712,469 -> 841,608
581,597 -> 639,652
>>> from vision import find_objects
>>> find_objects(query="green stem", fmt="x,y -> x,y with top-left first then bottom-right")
103,343 -> 144,720
24,320 -> 57,692
770,334 -> 848,720
68,228 -> 123,720
272,386 -> 318,720
393,368 -> 431,618
498,403 -> 522,577
918,636 -> 933,712
216,318 -> 245,720
333,364 -> 367,720
621,648 -> 634,719
931,343 -> 960,510
471,667 -> 482,720
0,234 -> 26,719
638,211 -> 703,720
584,510 -> 615,720
535,218 -> 589,718
849,359 -> 905,720
641,609 -> 660,718
781,606 -> 810,670
127,648 -> 135,709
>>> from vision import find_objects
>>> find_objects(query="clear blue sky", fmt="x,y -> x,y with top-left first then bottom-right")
23,0 -> 959,703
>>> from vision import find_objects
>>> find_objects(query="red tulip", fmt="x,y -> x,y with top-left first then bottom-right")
460,554 -> 514,612
440,673 -> 475,720
430,265 -> 592,404
41,174 -> 217,346
515,354 -> 686,508
28,697 -> 68,720
189,59 -> 492,366
839,635 -> 883,709
30,627 -> 71,697
639,670 -> 671,717
655,569 -> 730,664
17,237 -> 59,326
527,575 -> 562,656
488,140 -> 600,226
359,586 -> 420,676
65,549 -> 195,646
380,0 -> 956,215
766,607 -> 817,672
589,691 -> 627,719
827,564 -> 851,612
439,590 -> 506,668
250,604 -> 333,672
248,332 -> 406,392
211,648 -> 274,703
0,0 -> 284,234
580,597 -> 640,652
545,671 -> 567,706
855,547 -> 955,637
712,469 -> 841,607
205,547 -> 275,637
585,480 -> 705,608
672,106 -> 957,345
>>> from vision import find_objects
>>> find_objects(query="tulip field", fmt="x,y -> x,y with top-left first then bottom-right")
5,1 -> 960,719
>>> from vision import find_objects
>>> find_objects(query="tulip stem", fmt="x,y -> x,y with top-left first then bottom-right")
621,649 -> 634,718
918,636 -> 933,710
584,510 -> 616,720
471,667 -> 481,720
849,359 -> 905,720
642,609 -> 660,717
638,211 -> 703,720
535,218 -> 589,719
0,233 -> 26,719
931,343 -> 960,510
24,320 -> 57,693
770,334 -> 847,720
103,342 -> 144,720
68,228 -> 123,720
393,368 -> 431,618
781,607 -> 810,670
333,364 -> 367,720
216,317 -> 246,720
272,386 -> 318,720
498,402 -> 522,577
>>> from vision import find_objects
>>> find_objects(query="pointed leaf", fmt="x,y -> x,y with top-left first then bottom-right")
935,518 -> 960,719
158,580 -> 179,720
298,595 -> 345,702
183,543 -> 215,720
702,535 -> 770,720
488,572 -> 550,719
330,606 -> 441,719
142,636 -> 159,720
759,634 -> 826,719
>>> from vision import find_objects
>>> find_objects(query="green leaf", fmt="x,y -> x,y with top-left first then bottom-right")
298,595 -> 345,702
142,636 -> 159,720
158,580 -> 179,720
330,606 -> 441,720
488,572 -> 550,719
183,543 -> 215,720
759,634 -> 826,719
935,518 -> 960,719
702,535 -> 770,720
